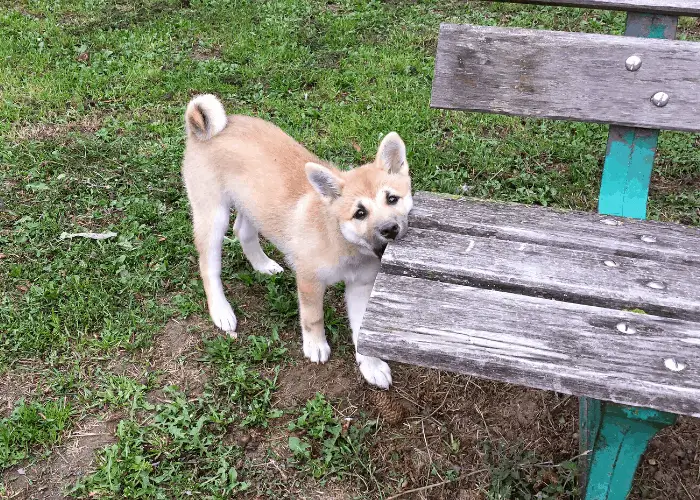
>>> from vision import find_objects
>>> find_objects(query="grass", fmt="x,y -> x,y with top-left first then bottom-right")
0,0 -> 698,498
287,393 -> 377,481
0,399 -> 73,469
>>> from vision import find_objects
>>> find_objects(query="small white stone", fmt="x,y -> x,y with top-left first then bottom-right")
17,468 -> 26,476
616,322 -> 636,334
646,281 -> 666,290
604,260 -> 619,267
600,218 -> 622,226
641,235 -> 657,243
664,358 -> 686,372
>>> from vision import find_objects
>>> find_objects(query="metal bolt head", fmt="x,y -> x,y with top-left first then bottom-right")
651,91 -> 669,107
625,55 -> 642,71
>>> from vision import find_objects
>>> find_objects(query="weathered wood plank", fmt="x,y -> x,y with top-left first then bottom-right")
409,192 -> 700,266
358,273 -> 700,417
493,0 -> 700,16
431,24 -> 700,132
383,226 -> 700,321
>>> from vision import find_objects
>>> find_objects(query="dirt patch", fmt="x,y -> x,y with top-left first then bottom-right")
191,43 -> 222,62
143,318 -> 209,402
633,415 -> 700,499
0,364 -> 44,418
9,115 -> 103,142
1,414 -> 120,500
275,355 -> 362,409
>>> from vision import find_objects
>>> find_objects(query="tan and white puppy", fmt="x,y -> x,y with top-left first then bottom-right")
181,95 -> 412,388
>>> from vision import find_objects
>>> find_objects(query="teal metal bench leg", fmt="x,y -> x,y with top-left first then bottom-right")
580,399 -> 677,499
587,11 -> 681,499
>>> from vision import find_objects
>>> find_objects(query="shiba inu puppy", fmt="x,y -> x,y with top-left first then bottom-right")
182,94 -> 412,388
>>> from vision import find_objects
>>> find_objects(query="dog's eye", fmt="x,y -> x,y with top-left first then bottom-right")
386,194 -> 399,205
354,207 -> 367,220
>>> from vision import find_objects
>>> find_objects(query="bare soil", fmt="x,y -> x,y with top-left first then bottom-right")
142,317 -> 209,402
9,115 -> 103,142
0,365 -> 42,419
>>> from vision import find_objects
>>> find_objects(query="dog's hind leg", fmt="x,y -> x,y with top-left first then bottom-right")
191,194 -> 237,335
233,213 -> 283,275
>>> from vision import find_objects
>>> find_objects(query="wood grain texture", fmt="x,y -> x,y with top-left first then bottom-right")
409,192 -> 700,266
383,226 -> 700,321
431,24 -> 700,132
358,273 -> 700,417
492,0 -> 700,16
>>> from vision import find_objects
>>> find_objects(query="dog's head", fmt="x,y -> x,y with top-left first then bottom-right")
305,132 -> 412,258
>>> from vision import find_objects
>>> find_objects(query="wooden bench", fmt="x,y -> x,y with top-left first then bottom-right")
358,1 -> 700,498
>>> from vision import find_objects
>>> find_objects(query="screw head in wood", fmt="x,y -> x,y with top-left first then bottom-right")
664,358 -> 686,372
625,55 -> 642,71
646,281 -> 666,290
616,322 -> 636,334
651,91 -> 669,107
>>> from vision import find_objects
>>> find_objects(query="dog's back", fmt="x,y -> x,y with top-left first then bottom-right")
182,96 -> 336,250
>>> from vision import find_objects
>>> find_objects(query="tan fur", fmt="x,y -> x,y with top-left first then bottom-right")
182,95 -> 412,388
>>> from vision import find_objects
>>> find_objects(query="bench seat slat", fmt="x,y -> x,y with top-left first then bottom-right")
384,226 -> 700,321
358,273 -> 700,417
410,192 -> 700,266
431,24 -> 700,132
494,0 -> 700,16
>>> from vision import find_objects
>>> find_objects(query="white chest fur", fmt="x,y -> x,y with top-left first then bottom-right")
317,254 -> 381,287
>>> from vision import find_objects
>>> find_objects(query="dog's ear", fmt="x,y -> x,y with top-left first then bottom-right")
305,162 -> 344,201
376,132 -> 408,175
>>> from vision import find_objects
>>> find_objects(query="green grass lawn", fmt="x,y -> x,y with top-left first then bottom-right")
1,1 -> 699,498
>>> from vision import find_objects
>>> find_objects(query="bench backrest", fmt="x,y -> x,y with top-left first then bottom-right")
496,0 -> 700,16
431,0 -> 699,219
431,25 -> 700,132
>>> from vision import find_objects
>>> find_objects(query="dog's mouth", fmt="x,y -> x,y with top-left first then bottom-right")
373,243 -> 388,259
372,224 -> 407,259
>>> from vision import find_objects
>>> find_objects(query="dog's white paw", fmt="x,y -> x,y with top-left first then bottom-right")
357,353 -> 392,389
209,300 -> 237,337
303,337 -> 331,364
254,258 -> 284,275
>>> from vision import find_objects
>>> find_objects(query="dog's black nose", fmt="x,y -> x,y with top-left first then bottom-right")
379,222 -> 400,240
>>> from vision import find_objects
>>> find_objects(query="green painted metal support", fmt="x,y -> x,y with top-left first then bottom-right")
597,13 -> 678,219
579,398 -> 602,494
598,127 -> 659,219
580,401 -> 677,499
583,11 -> 682,500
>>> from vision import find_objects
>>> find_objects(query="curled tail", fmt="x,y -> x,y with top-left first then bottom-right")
185,94 -> 228,141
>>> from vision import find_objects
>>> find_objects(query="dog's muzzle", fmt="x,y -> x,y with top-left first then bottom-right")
373,221 -> 407,258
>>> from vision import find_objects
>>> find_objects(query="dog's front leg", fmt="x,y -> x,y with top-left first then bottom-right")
297,276 -> 330,363
345,280 -> 392,389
